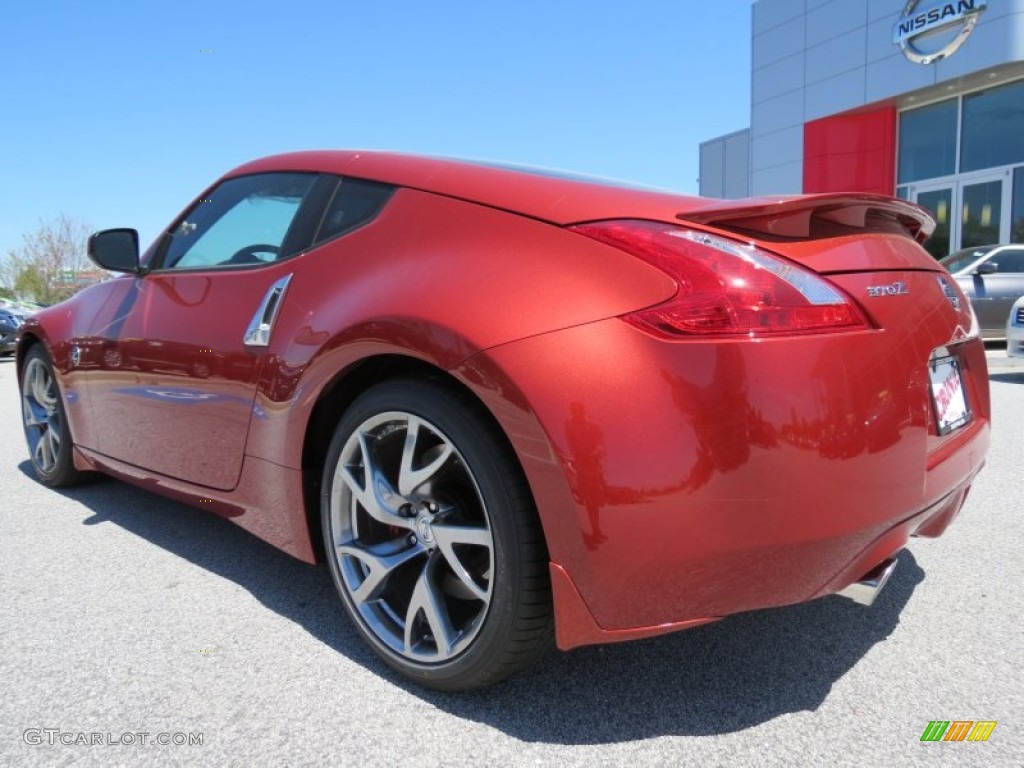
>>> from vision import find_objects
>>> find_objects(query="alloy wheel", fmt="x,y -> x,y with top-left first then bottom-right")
328,411 -> 494,663
22,356 -> 64,475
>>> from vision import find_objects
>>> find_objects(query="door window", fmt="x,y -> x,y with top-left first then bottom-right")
161,173 -> 316,270
960,180 -> 1002,250
916,188 -> 952,259
989,249 -> 1024,274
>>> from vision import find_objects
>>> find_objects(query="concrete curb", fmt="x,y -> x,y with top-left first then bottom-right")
985,349 -> 1024,369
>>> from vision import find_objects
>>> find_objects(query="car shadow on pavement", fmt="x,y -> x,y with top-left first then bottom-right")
427,557 -> 923,743
21,460 -> 925,744
989,371 -> 1024,384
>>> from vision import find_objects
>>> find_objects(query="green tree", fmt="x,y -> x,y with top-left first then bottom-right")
1,215 -> 93,304
14,264 -> 47,301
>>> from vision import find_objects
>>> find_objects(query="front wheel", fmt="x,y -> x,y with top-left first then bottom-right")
321,379 -> 552,690
21,346 -> 84,487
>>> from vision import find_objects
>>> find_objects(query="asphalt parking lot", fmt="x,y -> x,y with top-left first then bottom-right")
1,352 -> 1022,767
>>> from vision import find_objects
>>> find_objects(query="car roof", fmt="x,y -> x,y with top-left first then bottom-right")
949,243 -> 1023,257
225,150 -> 704,225
223,151 -> 934,239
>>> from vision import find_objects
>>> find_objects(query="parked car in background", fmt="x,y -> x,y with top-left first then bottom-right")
0,308 -> 27,357
1,320 -> 19,357
1008,295 -> 1024,358
939,244 -> 1024,339
17,151 -> 991,690
0,308 -> 26,324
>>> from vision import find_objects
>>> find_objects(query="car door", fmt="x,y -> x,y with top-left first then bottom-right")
82,172 -> 328,490
969,247 -> 1024,334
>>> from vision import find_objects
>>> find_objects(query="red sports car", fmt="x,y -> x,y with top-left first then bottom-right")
17,151 -> 990,690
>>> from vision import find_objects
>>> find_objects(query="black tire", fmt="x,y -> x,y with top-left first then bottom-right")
20,345 -> 84,487
321,378 -> 552,690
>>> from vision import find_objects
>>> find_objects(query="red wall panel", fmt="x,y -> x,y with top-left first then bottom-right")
803,107 -> 897,195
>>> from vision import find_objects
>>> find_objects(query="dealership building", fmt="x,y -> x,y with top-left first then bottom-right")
699,0 -> 1024,257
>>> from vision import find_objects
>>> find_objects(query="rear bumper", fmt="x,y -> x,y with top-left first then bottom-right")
548,465 -> 979,650
458,315 -> 990,649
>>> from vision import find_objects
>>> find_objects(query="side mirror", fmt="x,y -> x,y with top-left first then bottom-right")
88,228 -> 140,273
974,261 -> 998,275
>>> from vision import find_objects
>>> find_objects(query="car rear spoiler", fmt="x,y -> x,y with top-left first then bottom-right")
678,193 -> 935,245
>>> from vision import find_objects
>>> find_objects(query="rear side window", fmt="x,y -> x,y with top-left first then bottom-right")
992,250 -> 1024,273
314,178 -> 393,245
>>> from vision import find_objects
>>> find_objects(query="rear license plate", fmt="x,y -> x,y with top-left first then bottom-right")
929,355 -> 971,435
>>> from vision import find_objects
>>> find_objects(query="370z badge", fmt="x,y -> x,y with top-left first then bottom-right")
867,281 -> 910,297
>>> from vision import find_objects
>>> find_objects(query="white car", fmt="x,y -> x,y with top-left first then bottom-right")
1008,295 -> 1024,358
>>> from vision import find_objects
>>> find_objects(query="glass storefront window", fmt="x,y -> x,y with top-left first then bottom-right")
961,81 -> 1024,174
898,82 -> 1024,251
917,188 -> 952,258
898,99 -> 957,184
960,180 -> 1002,249
1014,167 -> 1024,243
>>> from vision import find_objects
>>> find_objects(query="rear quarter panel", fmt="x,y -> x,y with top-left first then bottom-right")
244,188 -> 676,466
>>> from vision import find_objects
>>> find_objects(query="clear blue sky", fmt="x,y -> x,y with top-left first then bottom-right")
0,1 -> 751,257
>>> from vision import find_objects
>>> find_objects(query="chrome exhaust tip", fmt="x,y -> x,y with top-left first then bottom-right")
836,557 -> 898,606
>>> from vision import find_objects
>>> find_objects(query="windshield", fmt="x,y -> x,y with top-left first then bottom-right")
939,245 -> 997,273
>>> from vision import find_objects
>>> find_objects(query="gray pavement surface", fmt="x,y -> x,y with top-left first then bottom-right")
1,354 -> 1022,767
985,343 -> 1024,368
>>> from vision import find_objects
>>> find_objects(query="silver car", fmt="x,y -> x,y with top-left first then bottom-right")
939,244 -> 1024,340
1008,295 -> 1024,358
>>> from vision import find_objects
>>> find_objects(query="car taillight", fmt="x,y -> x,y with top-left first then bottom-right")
571,220 -> 870,338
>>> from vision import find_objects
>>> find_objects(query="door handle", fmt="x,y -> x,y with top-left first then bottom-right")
244,274 -> 293,347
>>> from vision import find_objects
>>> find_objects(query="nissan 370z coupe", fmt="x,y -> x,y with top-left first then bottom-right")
18,151 -> 990,690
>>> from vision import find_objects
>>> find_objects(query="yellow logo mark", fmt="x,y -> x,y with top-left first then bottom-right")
967,721 -> 997,742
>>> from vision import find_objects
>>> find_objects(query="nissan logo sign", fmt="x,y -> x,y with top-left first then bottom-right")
893,0 -> 988,65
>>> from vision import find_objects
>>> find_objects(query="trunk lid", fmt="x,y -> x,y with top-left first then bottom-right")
678,193 -> 977,340
683,194 -> 987,462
